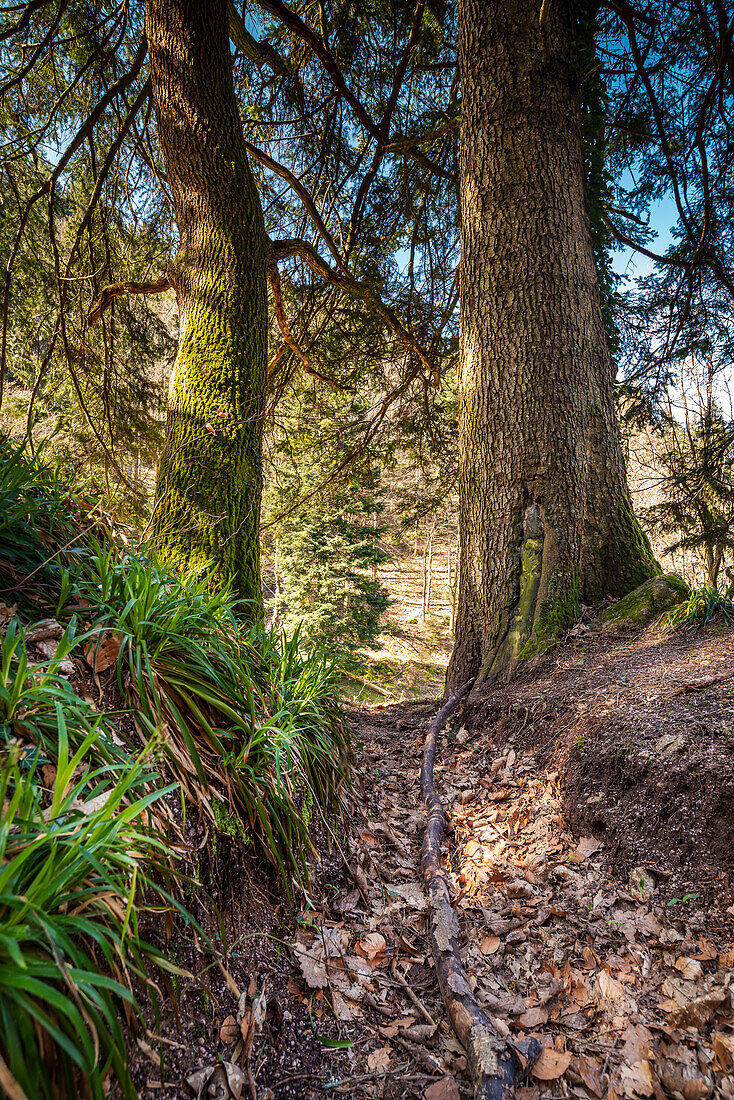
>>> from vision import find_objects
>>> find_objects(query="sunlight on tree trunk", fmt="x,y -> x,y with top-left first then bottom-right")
146,0 -> 268,615
448,0 -> 657,690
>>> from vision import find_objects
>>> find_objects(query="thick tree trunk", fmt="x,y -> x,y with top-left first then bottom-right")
447,0 -> 656,690
146,0 -> 268,614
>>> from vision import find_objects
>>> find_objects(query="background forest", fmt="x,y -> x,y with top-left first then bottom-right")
2,2 -> 734,1100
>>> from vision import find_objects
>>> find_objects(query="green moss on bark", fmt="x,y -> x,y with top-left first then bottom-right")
521,576 -> 580,658
147,0 -> 268,620
481,533 -> 544,681
597,574 -> 689,628
153,226 -> 266,615
151,221 -> 267,620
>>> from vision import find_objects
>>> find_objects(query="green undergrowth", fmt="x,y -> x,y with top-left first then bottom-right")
0,436 -> 350,1098
663,583 -> 734,633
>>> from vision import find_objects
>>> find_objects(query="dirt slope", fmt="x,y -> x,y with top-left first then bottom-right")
131,620 -> 734,1099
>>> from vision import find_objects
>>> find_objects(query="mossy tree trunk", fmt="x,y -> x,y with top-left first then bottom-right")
146,0 -> 268,615
447,0 -> 657,690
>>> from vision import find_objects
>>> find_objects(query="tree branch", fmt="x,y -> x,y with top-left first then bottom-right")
228,2 -> 291,79
421,684 -> 540,1098
86,277 -> 172,326
272,237 -> 439,384
251,0 -> 451,179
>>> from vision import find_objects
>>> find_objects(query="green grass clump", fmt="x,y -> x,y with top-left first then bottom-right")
0,650 -> 192,1100
0,436 -> 352,1096
664,583 -> 734,632
79,544 -> 351,885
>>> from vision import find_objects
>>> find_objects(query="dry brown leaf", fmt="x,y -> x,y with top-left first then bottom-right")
635,911 -> 663,938
0,603 -> 17,630
531,1048 -> 572,1081
713,1032 -> 734,1072
219,1015 -> 239,1045
719,945 -> 734,969
85,630 -> 123,674
358,931 -> 387,962
367,1045 -> 392,1071
571,836 -> 603,862
294,943 -> 328,989
674,956 -> 703,981
658,1061 -> 708,1100
332,990 -> 361,1021
518,1007 -> 549,1029
621,1024 -> 654,1064
596,970 -> 635,1014
628,866 -> 655,902
389,882 -> 427,911
480,935 -> 501,956
423,1078 -> 460,1100
669,989 -> 726,1028
579,1053 -> 603,1097
620,1059 -> 655,1098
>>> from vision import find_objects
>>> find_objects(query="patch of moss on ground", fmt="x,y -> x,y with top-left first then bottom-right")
597,574 -> 690,629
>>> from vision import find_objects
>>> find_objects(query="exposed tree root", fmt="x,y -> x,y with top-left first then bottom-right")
420,681 -> 540,1099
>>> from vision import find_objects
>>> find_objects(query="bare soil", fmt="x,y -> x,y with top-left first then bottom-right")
464,618 -> 734,923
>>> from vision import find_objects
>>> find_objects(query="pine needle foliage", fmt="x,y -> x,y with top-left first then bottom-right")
643,405 -> 734,587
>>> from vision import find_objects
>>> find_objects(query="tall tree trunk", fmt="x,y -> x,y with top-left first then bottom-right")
146,0 -> 268,614
447,0 -> 656,689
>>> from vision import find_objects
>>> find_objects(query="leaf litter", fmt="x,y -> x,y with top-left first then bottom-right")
291,697 -> 734,1098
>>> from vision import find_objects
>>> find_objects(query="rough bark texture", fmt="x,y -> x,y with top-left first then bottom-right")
146,0 -> 268,614
447,0 -> 657,689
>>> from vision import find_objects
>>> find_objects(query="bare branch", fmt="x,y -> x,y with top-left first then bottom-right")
86,277 -> 173,326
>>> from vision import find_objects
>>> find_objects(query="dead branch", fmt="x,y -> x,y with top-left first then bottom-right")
666,668 -> 734,696
421,681 -> 539,1099
86,277 -> 172,326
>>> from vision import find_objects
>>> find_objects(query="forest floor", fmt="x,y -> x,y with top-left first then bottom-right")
133,613 -> 734,1100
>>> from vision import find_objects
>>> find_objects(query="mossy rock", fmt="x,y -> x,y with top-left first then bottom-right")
597,574 -> 690,630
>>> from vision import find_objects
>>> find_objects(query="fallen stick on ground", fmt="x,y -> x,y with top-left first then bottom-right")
420,681 -> 539,1099
666,668 -> 734,696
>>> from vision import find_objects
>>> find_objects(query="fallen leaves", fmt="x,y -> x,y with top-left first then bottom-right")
579,1053 -> 603,1096
366,1044 -> 392,1071
423,1077 -> 460,1100
187,1062 -> 246,1099
620,1057 -> 655,1097
219,1015 -> 239,1045
297,699 -> 734,1100
294,938 -> 328,990
531,1047 -> 573,1080
357,932 -> 387,964
85,629 -> 123,674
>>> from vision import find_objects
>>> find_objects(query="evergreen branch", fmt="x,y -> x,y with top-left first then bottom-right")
266,255 -> 346,390
271,237 -> 439,385
250,0 -> 451,179
0,33 -> 150,407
